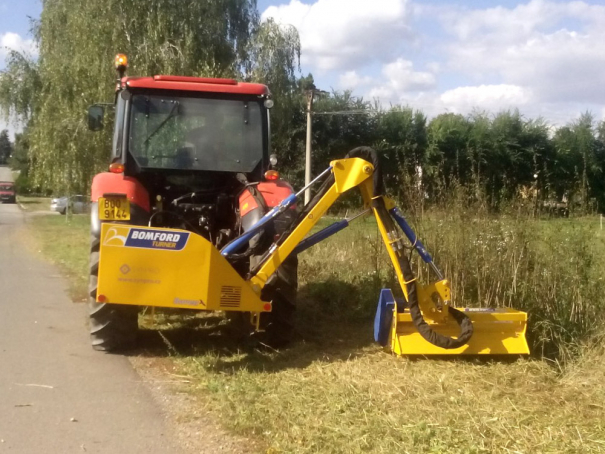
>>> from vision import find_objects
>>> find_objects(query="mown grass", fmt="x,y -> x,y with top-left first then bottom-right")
26,210 -> 605,453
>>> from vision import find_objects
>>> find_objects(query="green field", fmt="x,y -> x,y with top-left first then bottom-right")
26,211 -> 605,453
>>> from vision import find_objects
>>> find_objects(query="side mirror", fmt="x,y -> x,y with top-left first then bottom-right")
88,105 -> 105,131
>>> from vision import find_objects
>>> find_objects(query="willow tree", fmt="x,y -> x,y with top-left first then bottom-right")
2,0 -> 262,193
245,18 -> 302,177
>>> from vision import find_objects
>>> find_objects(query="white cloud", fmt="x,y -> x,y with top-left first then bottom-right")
262,0 -> 414,72
338,71 -> 373,90
0,32 -> 37,59
350,58 -> 436,101
439,1 -> 605,105
440,84 -> 532,112
382,58 -> 436,92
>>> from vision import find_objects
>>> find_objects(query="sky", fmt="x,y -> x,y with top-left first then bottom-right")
2,0 -> 605,137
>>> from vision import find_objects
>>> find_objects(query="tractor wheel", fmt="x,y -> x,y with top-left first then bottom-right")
88,234 -> 138,351
258,255 -> 298,348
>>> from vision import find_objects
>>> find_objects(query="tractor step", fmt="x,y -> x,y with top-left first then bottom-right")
374,289 -> 529,355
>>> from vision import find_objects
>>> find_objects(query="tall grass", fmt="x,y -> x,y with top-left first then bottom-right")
306,185 -> 605,362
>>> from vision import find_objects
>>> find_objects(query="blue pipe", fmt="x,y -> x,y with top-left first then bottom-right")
221,194 -> 297,256
388,207 -> 433,265
292,219 -> 350,254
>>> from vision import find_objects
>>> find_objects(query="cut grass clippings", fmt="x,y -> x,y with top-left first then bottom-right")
176,344 -> 605,453
25,212 -> 605,453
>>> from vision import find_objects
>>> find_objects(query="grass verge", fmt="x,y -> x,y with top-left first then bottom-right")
25,212 -> 605,453
17,195 -> 52,212
25,214 -> 90,301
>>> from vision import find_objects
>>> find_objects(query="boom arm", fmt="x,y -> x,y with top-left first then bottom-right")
235,154 -> 475,350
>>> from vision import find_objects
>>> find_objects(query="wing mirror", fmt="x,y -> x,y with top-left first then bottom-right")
88,105 -> 105,131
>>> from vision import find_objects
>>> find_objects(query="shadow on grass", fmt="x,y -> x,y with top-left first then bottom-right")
126,277 -> 385,373
127,275 -> 525,372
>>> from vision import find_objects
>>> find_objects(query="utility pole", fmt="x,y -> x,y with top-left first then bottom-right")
304,89 -> 315,205
304,86 -> 329,205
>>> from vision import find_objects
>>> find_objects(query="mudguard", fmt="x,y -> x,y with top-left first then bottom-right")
90,173 -> 150,237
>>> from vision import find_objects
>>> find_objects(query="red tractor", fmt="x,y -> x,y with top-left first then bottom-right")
88,55 -> 297,351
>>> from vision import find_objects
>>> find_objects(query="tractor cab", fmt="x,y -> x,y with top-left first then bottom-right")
88,55 -> 286,250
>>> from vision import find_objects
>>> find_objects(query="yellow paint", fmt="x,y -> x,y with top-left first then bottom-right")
97,223 -> 267,312
390,308 -> 529,355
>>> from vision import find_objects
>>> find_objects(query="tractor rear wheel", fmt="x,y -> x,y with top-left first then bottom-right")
258,255 -> 298,348
88,234 -> 138,351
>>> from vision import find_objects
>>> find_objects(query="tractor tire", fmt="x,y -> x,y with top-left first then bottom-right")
258,255 -> 298,348
88,234 -> 138,351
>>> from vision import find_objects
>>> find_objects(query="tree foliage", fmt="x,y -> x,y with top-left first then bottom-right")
0,0 -> 288,193
1,0 -> 605,212
0,130 -> 12,165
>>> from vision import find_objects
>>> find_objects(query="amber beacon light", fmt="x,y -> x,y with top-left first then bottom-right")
115,53 -> 128,71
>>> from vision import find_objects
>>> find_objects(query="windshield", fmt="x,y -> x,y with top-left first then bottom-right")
0,183 -> 13,191
128,94 -> 264,173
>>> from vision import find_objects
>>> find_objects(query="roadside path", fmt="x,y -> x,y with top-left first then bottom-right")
0,167 -> 185,453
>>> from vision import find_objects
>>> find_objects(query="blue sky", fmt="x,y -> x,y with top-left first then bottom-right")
2,0 -> 605,136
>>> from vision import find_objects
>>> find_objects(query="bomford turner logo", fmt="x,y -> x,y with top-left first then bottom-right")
103,226 -> 190,251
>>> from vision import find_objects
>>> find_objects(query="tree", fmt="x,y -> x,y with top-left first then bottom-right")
375,106 -> 426,201
245,18 -> 302,179
0,130 -> 12,165
426,113 -> 471,193
2,0 -> 264,193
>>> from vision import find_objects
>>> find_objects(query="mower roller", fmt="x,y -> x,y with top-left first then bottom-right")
96,148 -> 529,355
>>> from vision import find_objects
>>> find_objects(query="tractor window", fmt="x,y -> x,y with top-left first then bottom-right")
128,94 -> 264,173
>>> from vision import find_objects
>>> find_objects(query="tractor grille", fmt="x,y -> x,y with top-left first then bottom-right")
220,286 -> 242,308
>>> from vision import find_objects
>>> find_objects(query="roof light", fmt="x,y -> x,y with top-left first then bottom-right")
115,54 -> 128,70
109,163 -> 124,174
264,170 -> 279,181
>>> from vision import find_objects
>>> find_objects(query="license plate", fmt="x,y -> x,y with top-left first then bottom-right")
99,197 -> 130,221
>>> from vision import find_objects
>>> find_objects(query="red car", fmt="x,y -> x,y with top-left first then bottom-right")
0,181 -> 16,204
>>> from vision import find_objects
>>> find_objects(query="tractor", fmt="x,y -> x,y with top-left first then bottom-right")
88,54 -> 529,356
88,54 -> 297,350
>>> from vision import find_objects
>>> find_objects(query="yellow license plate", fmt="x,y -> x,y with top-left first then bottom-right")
99,197 -> 130,221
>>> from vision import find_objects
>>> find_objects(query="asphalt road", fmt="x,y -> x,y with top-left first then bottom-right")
0,167 -> 184,453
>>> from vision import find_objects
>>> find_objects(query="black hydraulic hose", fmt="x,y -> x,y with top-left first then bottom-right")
374,199 -> 474,349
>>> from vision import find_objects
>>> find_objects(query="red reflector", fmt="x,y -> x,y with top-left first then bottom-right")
97,294 -> 107,303
264,170 -> 279,180
263,303 -> 272,311
109,163 -> 124,173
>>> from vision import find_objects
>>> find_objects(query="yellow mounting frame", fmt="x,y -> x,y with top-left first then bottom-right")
97,156 -> 529,355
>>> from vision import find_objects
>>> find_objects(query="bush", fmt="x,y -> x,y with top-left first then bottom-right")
14,172 -> 51,196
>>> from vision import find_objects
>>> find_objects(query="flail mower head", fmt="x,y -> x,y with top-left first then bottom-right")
374,289 -> 529,355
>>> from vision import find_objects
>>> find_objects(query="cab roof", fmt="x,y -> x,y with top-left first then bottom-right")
124,75 -> 270,96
